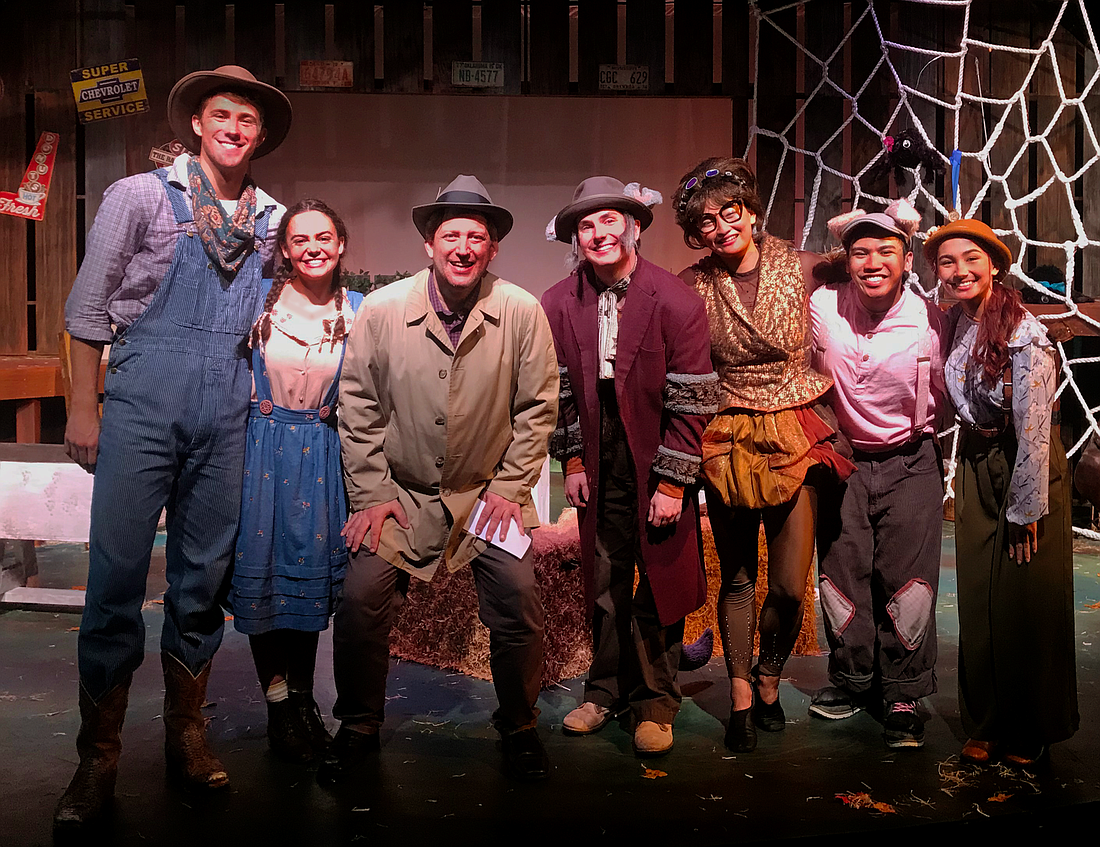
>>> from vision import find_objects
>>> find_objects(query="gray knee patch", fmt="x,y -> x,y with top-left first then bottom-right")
886,579 -> 934,650
818,577 -> 855,637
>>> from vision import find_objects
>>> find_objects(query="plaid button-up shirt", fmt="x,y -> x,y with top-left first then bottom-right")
65,154 -> 283,343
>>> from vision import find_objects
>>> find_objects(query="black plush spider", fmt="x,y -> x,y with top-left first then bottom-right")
867,128 -> 945,189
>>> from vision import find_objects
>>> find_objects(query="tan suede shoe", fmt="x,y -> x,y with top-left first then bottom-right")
562,702 -> 619,735
633,721 -> 673,757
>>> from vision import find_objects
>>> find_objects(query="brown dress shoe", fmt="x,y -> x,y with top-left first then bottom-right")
960,738 -> 998,764
162,653 -> 229,790
53,676 -> 132,831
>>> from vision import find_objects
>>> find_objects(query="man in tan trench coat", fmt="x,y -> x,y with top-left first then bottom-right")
321,175 -> 558,784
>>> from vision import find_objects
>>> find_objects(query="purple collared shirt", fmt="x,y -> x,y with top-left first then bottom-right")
427,269 -> 479,349
65,154 -> 284,343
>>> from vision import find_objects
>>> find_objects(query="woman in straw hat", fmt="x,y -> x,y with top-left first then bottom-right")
925,218 -> 1078,766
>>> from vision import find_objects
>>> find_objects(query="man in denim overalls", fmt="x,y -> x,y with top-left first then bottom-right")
56,66 -> 291,831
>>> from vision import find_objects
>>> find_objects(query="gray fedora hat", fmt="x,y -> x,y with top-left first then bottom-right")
551,176 -> 656,244
412,175 -> 514,240
167,65 -> 292,160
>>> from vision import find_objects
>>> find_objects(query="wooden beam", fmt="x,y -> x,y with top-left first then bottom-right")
431,0 -> 473,94
381,1 -> 424,93
672,0 -> 712,96
577,0 -> 616,96
0,4 -> 28,356
529,0 -> 569,95
481,0 -> 522,95
626,0 -> 665,96
0,356 -> 106,401
15,400 -> 42,443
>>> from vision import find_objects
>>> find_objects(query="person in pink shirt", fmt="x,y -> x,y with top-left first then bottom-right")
808,200 -> 956,748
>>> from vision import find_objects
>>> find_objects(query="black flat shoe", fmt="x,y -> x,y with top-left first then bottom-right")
500,727 -> 550,782
751,668 -> 786,732
317,725 -> 380,785
725,706 -> 757,752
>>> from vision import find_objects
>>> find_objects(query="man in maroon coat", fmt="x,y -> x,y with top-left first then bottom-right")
541,177 -> 718,756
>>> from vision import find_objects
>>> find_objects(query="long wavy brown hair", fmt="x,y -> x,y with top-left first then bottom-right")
973,278 -> 1028,387
251,198 -> 349,349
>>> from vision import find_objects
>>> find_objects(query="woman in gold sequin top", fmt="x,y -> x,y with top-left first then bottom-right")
673,157 -> 854,753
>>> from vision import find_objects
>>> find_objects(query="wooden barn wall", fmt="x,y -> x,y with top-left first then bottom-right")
0,0 -> 1096,368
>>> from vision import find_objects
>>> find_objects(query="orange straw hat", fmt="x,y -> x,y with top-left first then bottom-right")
922,218 -> 1013,273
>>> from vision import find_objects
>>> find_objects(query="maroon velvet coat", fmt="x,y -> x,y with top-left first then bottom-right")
541,257 -> 715,626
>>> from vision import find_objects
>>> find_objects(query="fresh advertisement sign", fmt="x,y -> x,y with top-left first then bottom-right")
0,132 -> 59,221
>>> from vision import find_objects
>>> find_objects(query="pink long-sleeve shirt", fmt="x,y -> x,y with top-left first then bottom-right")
809,283 -> 957,452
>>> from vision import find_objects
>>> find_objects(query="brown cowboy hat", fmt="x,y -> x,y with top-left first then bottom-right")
922,217 -> 1013,272
411,175 -> 514,240
167,65 -> 292,160
551,176 -> 655,243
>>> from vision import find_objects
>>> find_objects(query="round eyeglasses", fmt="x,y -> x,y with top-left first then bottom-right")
698,201 -> 745,234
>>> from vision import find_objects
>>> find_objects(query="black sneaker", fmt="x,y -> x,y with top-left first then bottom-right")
809,686 -> 862,720
883,700 -> 925,748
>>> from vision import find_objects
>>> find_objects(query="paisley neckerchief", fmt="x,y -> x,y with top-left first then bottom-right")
187,156 -> 258,275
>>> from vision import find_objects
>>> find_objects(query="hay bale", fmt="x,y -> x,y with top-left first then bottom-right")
390,510 -> 818,686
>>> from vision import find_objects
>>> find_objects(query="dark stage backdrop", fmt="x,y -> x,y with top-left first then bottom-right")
253,93 -> 733,299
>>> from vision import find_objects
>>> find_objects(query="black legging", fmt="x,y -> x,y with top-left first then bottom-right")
248,630 -> 321,693
708,484 -> 818,682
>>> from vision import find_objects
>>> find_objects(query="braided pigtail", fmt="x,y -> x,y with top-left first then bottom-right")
330,286 -> 346,351
251,269 -> 292,348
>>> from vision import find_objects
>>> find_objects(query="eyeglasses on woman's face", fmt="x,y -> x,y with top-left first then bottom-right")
697,201 -> 745,233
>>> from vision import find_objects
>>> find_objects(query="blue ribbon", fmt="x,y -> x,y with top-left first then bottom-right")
950,149 -> 962,211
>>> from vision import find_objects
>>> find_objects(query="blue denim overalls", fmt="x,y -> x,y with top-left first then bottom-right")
78,170 -> 270,701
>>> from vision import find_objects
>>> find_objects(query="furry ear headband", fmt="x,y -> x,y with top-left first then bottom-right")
826,198 -> 921,247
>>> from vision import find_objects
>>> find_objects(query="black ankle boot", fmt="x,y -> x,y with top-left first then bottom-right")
725,705 -> 757,752
267,699 -> 314,763
288,691 -> 334,754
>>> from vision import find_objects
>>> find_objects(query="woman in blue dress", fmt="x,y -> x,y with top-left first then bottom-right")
232,199 -> 363,762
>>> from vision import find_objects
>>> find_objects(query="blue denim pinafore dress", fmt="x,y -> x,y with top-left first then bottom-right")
230,286 -> 363,634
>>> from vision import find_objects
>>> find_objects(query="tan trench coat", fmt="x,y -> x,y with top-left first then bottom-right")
338,268 -> 558,579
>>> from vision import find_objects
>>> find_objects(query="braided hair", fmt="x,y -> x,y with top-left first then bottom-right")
251,198 -> 350,349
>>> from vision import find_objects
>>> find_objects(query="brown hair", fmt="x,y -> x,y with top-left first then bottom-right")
251,198 -> 349,349
973,279 -> 1028,388
672,157 -> 765,250
196,87 -> 266,127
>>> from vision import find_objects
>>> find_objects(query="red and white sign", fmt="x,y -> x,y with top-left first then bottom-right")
0,132 -> 59,221
299,60 -> 354,88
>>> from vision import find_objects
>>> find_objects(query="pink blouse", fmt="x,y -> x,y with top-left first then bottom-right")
253,283 -> 357,410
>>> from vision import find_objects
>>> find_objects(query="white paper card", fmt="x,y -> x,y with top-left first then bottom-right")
464,499 -> 532,559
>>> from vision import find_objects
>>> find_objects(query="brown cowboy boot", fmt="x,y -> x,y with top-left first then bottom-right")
53,675 -> 132,831
162,653 -> 229,790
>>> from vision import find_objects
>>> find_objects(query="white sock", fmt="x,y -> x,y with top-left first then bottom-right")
265,680 -> 289,703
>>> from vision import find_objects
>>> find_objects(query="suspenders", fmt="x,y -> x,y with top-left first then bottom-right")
912,334 -> 932,441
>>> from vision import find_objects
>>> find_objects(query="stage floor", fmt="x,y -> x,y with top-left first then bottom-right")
2,524 -> 1099,846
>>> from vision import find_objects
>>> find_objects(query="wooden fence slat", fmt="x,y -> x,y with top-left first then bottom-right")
801,0 -> 847,252
577,0 -> 616,96
34,92 -> 77,357
625,0 -> 665,96
846,3 -> 891,204
80,0 -> 129,230
26,1 -> 79,92
381,1 -> 424,94
332,1 -> 374,92
1031,25 -> 1079,271
672,0 -> 712,96
0,6 -> 28,355
529,0 -> 569,96
721,0 -> 750,146
234,1 -> 279,86
754,4 -> 798,241
183,1 -> 228,75
284,0 -> 327,91
480,0 -> 522,95
1083,42 -> 1100,299
127,1 -> 177,176
431,0 -> 473,94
